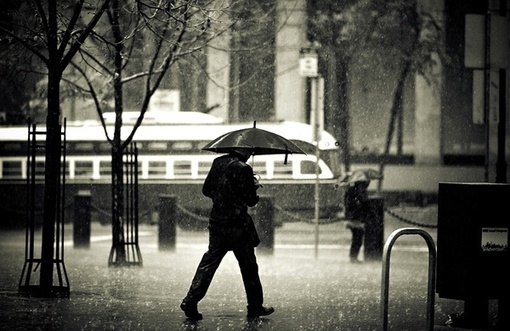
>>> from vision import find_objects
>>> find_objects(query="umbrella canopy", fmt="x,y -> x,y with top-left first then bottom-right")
337,168 -> 383,186
201,121 -> 306,164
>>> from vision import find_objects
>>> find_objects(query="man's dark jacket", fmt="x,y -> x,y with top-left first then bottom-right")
203,153 -> 259,226
344,181 -> 370,221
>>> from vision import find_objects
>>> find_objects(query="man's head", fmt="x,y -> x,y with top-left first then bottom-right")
354,180 -> 370,190
232,148 -> 252,162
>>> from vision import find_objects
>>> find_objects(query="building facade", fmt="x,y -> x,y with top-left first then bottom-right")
204,0 -> 509,192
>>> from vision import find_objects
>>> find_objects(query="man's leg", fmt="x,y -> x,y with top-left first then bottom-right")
182,231 -> 227,319
349,228 -> 363,262
233,244 -> 274,319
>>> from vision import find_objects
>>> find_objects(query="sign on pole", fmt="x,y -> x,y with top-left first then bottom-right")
299,48 -> 319,77
310,76 -> 324,259
311,78 -> 324,142
301,45 -> 322,258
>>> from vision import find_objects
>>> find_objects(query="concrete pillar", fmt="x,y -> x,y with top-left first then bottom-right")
364,197 -> 384,261
158,195 -> 177,251
206,6 -> 231,120
275,0 -> 308,122
414,0 -> 444,165
73,190 -> 91,248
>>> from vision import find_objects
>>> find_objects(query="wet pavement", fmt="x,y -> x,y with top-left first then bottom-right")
0,206 -> 501,330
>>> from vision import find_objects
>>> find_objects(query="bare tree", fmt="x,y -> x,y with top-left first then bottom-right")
0,0 -> 110,296
308,0 -> 444,186
2,0 -> 277,267
67,0 -> 240,264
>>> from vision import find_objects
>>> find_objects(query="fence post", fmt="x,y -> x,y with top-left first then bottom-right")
253,195 -> 275,254
364,197 -> 384,261
159,194 -> 177,251
74,190 -> 91,248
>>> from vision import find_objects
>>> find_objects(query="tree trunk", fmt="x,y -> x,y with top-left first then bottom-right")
377,62 -> 411,192
334,54 -> 351,173
39,0 -> 62,294
324,47 -> 351,174
109,0 -> 126,264
40,67 -> 62,294
111,146 -> 126,263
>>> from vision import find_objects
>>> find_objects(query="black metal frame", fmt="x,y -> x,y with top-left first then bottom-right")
108,143 -> 142,266
19,119 -> 69,297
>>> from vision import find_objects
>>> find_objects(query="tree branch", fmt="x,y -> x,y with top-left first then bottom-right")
61,0 -> 111,69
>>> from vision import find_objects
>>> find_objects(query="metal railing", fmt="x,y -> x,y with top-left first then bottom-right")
19,120 -> 70,297
381,228 -> 437,331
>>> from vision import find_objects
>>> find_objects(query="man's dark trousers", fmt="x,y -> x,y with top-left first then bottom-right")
183,225 -> 263,308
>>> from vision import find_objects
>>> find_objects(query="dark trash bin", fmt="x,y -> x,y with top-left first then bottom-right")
364,197 -> 384,261
437,182 -> 510,329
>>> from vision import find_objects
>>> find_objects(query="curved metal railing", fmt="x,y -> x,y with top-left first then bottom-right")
381,228 -> 437,331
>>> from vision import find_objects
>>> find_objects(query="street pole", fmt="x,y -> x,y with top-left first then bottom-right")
466,5 -> 507,183
496,67 -> 507,183
483,8 -> 491,182
311,77 -> 319,258
299,45 -> 321,258
311,77 -> 324,259
495,0 -> 507,183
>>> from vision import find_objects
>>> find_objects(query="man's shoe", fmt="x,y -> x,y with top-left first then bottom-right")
247,306 -> 275,319
180,301 -> 203,320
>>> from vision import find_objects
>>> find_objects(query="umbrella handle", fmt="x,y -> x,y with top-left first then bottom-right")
284,153 -> 288,165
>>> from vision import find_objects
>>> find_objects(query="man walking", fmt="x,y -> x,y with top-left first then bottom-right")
180,149 -> 274,320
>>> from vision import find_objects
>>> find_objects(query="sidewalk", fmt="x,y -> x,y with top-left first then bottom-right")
0,209 -> 499,330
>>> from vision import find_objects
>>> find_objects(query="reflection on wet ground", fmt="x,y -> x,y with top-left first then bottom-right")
0,207 -> 497,330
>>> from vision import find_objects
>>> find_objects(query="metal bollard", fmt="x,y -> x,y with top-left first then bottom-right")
253,195 -> 275,254
364,197 -> 384,261
381,228 -> 436,331
158,194 -> 177,251
74,190 -> 91,248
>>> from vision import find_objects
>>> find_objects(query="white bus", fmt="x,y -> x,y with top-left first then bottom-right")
0,117 -> 344,226
0,119 -> 342,184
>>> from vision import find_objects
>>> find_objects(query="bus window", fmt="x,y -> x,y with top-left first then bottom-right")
148,161 -> 166,178
148,142 -> 167,151
173,160 -> 192,177
198,161 -> 212,178
273,161 -> 293,179
35,161 -> 45,178
1,142 -> 25,153
252,161 -> 267,177
320,150 -> 343,177
99,142 -> 111,152
75,160 -> 94,178
300,160 -> 319,175
64,161 -> 71,178
1,160 -> 22,179
74,142 -> 95,152
196,141 -> 209,150
137,161 -> 143,177
172,142 -> 193,151
100,160 -> 111,177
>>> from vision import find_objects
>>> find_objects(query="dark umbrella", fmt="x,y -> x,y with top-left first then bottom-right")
201,121 -> 306,164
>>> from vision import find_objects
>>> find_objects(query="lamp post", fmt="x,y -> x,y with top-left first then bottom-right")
464,3 -> 507,183
300,45 -> 324,258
